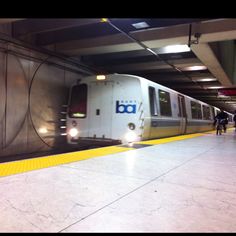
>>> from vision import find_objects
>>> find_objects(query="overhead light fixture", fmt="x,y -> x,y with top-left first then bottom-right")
132,22 -> 150,29
39,127 -> 48,134
146,48 -> 157,55
158,44 -> 191,54
207,86 -> 223,89
182,65 -> 207,71
96,75 -> 106,80
225,101 -> 236,104
101,18 -> 108,23
197,78 -> 217,82
218,95 -> 230,98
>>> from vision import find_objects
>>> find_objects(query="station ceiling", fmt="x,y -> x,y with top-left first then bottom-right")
3,18 -> 236,113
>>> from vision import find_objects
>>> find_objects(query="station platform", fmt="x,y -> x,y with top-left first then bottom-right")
0,128 -> 236,232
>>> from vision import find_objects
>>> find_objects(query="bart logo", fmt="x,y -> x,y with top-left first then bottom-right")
116,100 -> 136,114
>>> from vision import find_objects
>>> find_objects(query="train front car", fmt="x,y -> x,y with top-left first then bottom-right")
66,73 -> 234,147
66,74 -> 144,145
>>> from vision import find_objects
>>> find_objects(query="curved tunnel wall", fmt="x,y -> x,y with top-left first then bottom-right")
0,43 -> 87,158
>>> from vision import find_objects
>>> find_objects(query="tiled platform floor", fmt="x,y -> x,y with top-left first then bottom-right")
0,129 -> 236,232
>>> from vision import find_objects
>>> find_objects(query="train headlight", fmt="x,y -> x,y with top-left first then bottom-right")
69,128 -> 79,137
128,122 -> 135,130
125,131 -> 137,143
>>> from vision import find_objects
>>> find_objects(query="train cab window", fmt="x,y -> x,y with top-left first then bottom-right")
158,90 -> 172,116
149,87 -> 158,116
202,105 -> 211,120
191,101 -> 202,119
68,84 -> 87,118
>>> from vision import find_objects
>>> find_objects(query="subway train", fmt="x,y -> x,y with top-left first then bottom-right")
66,74 -> 234,145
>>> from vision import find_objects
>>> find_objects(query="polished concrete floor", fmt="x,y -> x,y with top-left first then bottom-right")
0,129 -> 236,232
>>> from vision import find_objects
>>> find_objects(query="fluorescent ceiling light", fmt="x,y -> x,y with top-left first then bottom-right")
218,95 -> 230,98
225,101 -> 236,104
132,22 -> 150,29
100,18 -> 108,23
39,127 -> 48,134
146,48 -> 157,55
207,86 -> 223,89
158,44 -> 191,54
183,65 -> 207,71
96,75 -> 106,80
197,78 -> 217,82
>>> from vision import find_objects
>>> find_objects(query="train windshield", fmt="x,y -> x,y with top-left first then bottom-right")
68,84 -> 87,118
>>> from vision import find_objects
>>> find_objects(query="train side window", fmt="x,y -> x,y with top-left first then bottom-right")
68,84 -> 87,118
148,86 -> 158,116
191,101 -> 202,119
159,89 -> 172,116
202,105 -> 211,120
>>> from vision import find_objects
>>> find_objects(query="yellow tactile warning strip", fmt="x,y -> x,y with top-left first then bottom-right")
136,133 -> 205,145
1,129 -> 230,178
0,146 -> 134,178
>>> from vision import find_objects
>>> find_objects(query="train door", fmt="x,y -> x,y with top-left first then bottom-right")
88,82 -> 113,139
178,95 -> 187,134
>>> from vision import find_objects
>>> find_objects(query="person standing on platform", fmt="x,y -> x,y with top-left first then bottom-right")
233,110 -> 236,132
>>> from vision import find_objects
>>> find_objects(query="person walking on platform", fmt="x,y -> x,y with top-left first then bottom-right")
233,110 -> 236,132
213,109 -> 229,133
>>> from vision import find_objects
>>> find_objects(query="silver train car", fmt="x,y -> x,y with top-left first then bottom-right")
66,74 -> 234,145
